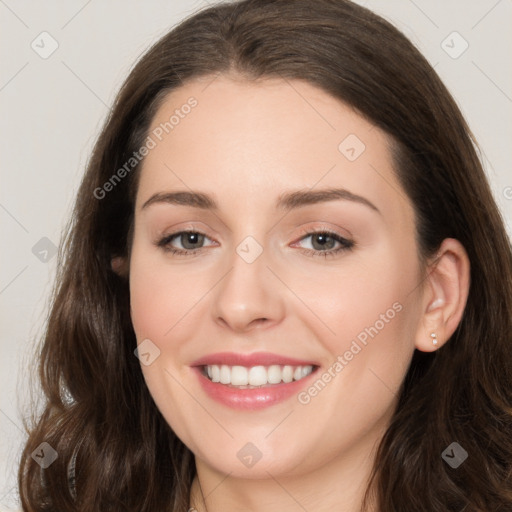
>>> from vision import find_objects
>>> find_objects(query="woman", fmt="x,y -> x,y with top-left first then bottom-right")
18,0 -> 512,510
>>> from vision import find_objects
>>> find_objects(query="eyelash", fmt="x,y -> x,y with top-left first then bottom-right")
157,227 -> 354,259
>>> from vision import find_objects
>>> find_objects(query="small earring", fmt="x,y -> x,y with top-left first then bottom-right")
430,332 -> 438,345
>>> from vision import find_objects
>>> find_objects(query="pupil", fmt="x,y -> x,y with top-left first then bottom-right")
183,232 -> 202,249
313,233 -> 333,250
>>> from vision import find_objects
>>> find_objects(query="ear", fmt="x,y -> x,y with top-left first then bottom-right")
414,238 -> 470,352
111,255 -> 129,278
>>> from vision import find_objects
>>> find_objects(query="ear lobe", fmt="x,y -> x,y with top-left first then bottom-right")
414,238 -> 470,352
111,256 -> 129,277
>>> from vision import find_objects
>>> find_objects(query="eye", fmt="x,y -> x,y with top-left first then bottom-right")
292,227 -> 354,259
156,230 -> 214,256
156,227 -> 354,259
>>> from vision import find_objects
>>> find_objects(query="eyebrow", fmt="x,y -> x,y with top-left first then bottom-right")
141,187 -> 381,214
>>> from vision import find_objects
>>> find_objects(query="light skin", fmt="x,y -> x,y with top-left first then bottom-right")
117,74 -> 470,511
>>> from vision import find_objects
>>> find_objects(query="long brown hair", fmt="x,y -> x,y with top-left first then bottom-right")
19,0 -> 512,510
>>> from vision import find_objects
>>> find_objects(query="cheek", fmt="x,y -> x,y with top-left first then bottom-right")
129,244 -> 202,344
287,247 -> 420,452
299,240 -> 421,403
292,239 -> 418,345
128,244 -> 203,443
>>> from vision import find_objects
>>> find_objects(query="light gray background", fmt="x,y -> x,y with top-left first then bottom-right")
1,0 -> 511,509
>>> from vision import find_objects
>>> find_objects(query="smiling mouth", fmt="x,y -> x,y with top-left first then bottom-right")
201,364 -> 318,388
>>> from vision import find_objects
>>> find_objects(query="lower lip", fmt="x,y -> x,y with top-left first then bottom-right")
192,367 -> 318,410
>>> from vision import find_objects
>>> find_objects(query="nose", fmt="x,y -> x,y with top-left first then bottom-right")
211,238 -> 286,333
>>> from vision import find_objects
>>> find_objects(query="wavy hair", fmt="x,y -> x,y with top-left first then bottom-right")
19,0 -> 512,510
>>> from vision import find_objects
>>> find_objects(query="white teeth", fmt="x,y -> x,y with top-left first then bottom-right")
204,364 -> 314,386
211,365 -> 220,382
282,365 -> 294,383
267,365 -> 282,384
231,366 -> 248,386
248,366 -> 267,386
220,365 -> 230,384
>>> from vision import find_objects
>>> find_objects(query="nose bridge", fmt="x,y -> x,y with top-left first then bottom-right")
211,227 -> 284,330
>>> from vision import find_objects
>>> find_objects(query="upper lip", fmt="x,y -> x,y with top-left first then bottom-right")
191,351 -> 319,367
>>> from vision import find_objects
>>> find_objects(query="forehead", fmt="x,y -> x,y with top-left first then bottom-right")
136,74 -> 412,225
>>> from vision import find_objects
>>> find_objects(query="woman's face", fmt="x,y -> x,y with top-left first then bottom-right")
129,74 -> 425,479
